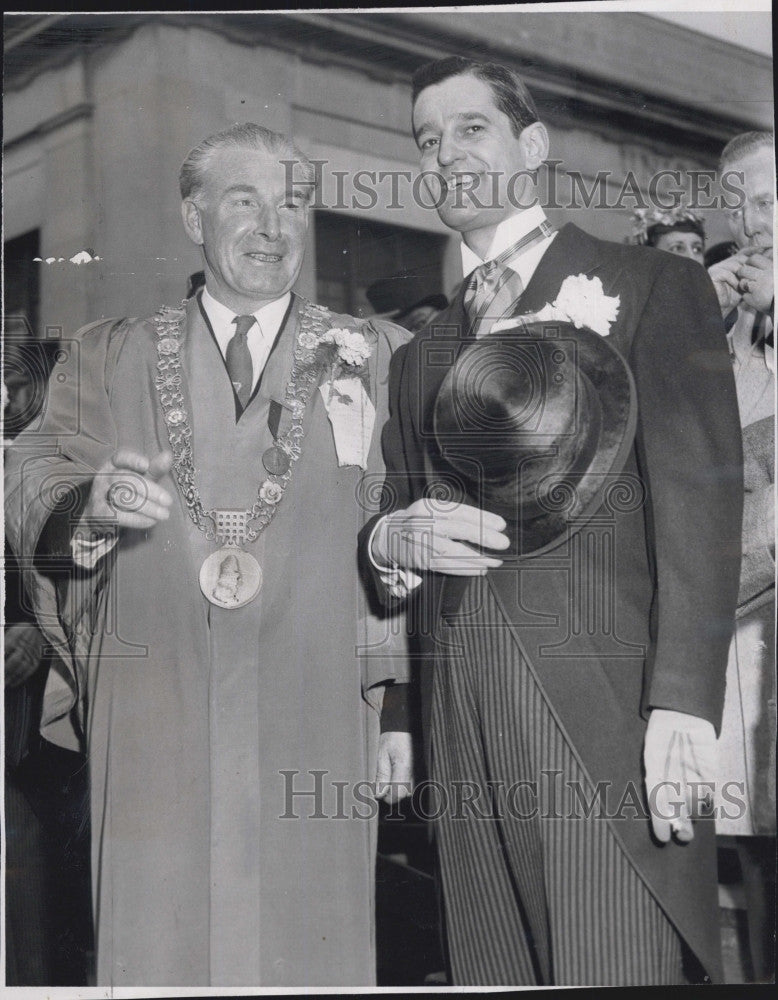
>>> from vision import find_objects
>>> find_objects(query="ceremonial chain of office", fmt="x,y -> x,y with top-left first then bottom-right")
152,298 -> 334,605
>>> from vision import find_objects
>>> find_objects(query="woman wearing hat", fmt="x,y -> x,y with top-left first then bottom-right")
632,205 -> 706,265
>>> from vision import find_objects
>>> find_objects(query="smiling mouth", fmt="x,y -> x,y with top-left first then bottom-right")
245,251 -> 283,263
446,173 -> 480,192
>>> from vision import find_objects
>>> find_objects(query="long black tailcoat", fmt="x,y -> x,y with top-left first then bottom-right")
375,222 -> 743,981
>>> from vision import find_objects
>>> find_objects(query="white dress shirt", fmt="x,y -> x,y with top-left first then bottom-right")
727,303 -> 775,425
370,208 -> 556,599
200,286 -> 291,393
460,203 -> 556,282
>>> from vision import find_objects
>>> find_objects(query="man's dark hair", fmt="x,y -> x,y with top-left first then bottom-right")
411,56 -> 539,140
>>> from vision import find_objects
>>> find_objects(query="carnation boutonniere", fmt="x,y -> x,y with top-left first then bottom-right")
316,325 -> 378,470
494,274 -> 620,338
318,327 -> 374,393
536,274 -> 620,337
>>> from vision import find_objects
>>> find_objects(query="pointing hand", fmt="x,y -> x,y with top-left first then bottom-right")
84,449 -> 174,530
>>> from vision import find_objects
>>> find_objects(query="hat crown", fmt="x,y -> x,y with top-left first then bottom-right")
435,334 -> 582,484
432,319 -> 637,556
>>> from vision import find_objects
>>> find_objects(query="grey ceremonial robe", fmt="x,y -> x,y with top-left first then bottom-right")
4,295 -> 411,987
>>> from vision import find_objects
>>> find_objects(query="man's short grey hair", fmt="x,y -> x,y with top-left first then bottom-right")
179,123 -> 316,201
719,130 -> 774,171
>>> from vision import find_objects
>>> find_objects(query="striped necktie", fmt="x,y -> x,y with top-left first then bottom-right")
226,314 -> 256,409
464,220 -> 554,339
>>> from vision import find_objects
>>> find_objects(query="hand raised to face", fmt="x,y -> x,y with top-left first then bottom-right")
737,246 -> 774,314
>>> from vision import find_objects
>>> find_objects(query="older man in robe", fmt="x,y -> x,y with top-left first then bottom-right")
4,123 -> 412,988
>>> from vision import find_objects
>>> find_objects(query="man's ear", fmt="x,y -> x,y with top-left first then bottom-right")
181,199 -> 204,245
519,122 -> 550,171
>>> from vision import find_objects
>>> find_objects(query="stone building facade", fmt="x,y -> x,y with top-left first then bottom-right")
3,11 -> 773,342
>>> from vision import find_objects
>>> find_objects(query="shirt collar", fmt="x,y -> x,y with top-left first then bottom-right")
460,205 -> 550,275
201,285 -> 292,344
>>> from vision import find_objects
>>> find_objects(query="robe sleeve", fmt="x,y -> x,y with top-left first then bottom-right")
4,318 -> 131,740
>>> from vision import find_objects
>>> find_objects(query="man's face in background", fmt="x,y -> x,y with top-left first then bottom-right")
726,145 -> 774,249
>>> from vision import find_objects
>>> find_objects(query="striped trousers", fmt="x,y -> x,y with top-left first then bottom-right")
430,578 -> 683,986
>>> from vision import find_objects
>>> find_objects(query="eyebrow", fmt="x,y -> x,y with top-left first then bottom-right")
220,183 -> 313,202
222,184 -> 257,197
286,181 -> 315,201
414,110 -> 492,140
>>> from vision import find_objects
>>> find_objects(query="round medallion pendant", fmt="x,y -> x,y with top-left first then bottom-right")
199,546 -> 262,609
262,446 -> 291,476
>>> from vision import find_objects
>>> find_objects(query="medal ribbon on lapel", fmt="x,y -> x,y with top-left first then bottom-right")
464,221 -> 554,339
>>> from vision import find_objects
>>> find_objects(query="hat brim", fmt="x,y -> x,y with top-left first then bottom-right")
433,320 -> 638,558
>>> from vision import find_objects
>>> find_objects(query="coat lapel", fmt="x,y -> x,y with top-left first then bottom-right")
253,294 -> 301,412
512,222 -> 605,315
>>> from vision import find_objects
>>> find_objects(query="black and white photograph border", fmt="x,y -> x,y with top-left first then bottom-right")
2,2 -> 774,997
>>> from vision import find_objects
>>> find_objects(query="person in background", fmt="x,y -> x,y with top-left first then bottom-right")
4,342 -> 92,986
5,347 -> 51,990
710,130 -> 774,984
186,269 -> 206,299
366,272 -> 448,334
632,205 -> 706,264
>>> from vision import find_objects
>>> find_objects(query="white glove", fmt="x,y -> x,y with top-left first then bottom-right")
375,731 -> 414,805
371,499 -> 509,577
643,708 -> 718,843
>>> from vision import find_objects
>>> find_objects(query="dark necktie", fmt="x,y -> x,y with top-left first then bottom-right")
226,314 -> 256,408
464,221 -> 554,339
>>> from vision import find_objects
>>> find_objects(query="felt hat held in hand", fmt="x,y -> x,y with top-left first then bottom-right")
433,320 -> 638,556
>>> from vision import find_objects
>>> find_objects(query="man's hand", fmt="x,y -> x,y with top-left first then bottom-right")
83,449 -> 174,530
643,708 -> 718,844
4,622 -> 46,688
375,731 -> 414,804
708,251 -> 748,314
372,499 -> 509,577
737,246 -> 774,314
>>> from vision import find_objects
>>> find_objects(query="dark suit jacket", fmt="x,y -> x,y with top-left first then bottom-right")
372,222 -> 743,981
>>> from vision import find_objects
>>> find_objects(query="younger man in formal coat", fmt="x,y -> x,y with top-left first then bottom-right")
367,57 -> 743,985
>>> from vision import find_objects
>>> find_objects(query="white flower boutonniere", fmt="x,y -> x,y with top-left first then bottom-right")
317,325 -> 377,470
319,327 -> 373,374
491,274 -> 620,338
535,274 -> 620,337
